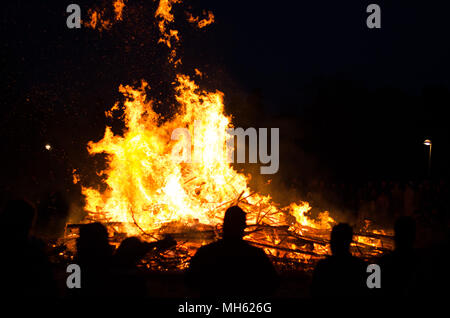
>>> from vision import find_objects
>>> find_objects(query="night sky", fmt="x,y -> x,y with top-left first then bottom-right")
2,0 -> 450,202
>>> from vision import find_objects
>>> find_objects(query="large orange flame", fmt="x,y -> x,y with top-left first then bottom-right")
81,75 -> 334,238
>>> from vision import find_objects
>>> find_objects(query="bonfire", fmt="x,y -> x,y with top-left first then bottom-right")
62,0 -> 394,271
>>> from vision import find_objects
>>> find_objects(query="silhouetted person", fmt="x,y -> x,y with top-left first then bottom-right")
74,222 -> 114,296
111,235 -> 176,297
114,237 -> 149,267
379,216 -> 418,298
0,199 -> 55,298
186,206 -> 279,297
311,223 -> 367,299
111,237 -> 150,297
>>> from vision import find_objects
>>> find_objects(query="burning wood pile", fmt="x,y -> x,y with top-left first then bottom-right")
61,192 -> 393,272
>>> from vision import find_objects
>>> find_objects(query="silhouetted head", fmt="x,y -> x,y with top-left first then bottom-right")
394,216 -> 416,251
76,222 -> 112,264
114,237 -> 148,267
223,206 -> 247,240
0,199 -> 36,240
330,223 -> 353,256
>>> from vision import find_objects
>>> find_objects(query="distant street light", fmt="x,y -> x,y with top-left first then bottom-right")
423,139 -> 432,177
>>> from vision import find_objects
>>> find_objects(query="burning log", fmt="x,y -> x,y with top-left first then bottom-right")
248,241 -> 323,258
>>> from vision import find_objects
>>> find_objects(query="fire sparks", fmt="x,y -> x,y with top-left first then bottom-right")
187,11 -> 215,29
72,169 -> 80,184
113,0 -> 126,21
155,0 -> 180,40
84,9 -> 112,31
84,0 -> 126,31
155,0 -> 181,65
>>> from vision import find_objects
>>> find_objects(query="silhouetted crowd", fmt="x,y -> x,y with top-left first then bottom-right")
0,197 -> 448,300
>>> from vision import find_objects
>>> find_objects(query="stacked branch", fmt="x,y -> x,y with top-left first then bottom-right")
62,192 -> 394,270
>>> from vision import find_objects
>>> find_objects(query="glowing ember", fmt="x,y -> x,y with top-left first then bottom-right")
113,0 -> 126,21
84,0 -> 126,31
187,11 -> 215,29
155,0 -> 181,65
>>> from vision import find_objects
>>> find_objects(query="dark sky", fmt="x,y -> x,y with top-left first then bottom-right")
189,1 -> 449,100
1,0 -> 450,201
